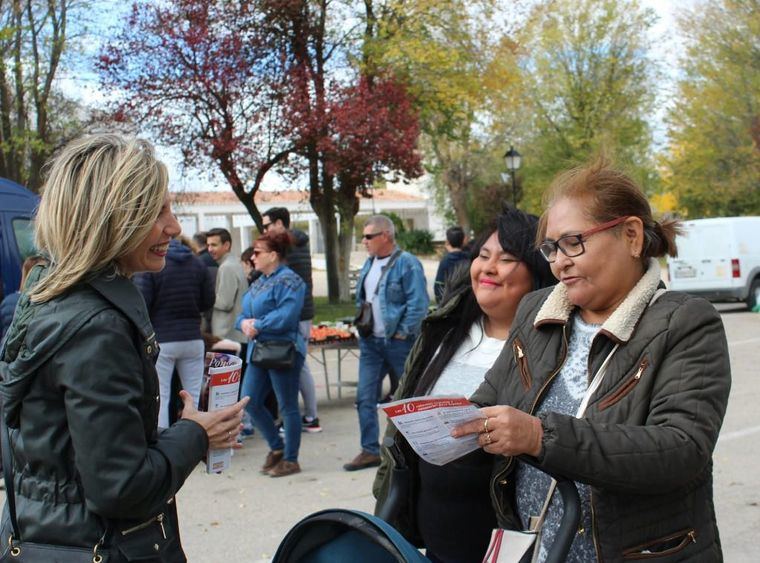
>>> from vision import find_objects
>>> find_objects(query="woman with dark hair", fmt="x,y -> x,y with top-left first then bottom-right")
236,230 -> 306,477
373,206 -> 556,563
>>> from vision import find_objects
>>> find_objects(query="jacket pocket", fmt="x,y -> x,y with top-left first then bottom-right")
598,358 -> 649,411
622,528 -> 697,559
387,281 -> 405,304
512,339 -> 531,390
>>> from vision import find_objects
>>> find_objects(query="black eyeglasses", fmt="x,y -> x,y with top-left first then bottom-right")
362,231 -> 385,240
252,249 -> 270,256
539,216 -> 630,263
262,222 -> 271,232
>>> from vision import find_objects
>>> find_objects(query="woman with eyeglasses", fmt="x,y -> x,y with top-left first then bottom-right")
453,158 -> 731,561
236,231 -> 306,477
373,207 -> 556,563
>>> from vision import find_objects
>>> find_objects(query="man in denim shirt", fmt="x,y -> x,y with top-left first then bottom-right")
344,215 -> 429,471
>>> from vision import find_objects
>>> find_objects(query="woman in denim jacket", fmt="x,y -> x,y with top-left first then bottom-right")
237,230 -> 306,478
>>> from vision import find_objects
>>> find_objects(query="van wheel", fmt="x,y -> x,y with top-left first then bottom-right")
747,278 -> 760,310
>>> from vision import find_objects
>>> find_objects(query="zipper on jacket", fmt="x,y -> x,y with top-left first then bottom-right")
621,528 -> 697,559
513,339 -> 531,390
597,358 -> 649,411
491,326 -> 569,518
121,513 -> 166,539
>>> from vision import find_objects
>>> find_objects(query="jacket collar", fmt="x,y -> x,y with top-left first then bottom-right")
534,258 -> 662,343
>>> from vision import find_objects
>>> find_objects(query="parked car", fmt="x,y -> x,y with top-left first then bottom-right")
0,177 -> 38,301
668,216 -> 760,309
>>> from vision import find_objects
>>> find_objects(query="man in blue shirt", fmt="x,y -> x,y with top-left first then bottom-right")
344,215 -> 429,471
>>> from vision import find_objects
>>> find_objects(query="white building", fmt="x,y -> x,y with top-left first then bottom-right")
172,187 -> 446,255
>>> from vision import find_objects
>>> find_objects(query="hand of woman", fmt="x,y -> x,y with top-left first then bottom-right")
179,391 -> 250,450
241,318 -> 258,339
451,405 -> 543,458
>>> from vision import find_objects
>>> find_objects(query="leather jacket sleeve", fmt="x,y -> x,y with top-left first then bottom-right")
56,309 -> 208,519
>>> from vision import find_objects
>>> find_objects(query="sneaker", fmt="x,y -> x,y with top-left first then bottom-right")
239,426 -> 255,440
260,450 -> 284,474
277,422 -> 285,436
302,416 -> 322,433
268,460 -> 301,478
343,451 -> 381,472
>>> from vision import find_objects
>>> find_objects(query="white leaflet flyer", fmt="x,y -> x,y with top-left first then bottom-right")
380,395 -> 484,466
203,352 -> 242,474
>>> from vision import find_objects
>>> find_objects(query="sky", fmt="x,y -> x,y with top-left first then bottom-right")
58,0 -> 698,193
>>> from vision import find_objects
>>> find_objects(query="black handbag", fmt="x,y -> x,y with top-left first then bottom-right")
353,250 -> 402,339
251,340 -> 296,370
353,302 -> 374,338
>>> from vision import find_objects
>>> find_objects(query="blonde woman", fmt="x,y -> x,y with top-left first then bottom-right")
0,135 -> 248,561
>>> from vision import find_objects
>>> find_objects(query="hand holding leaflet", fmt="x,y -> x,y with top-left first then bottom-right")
380,395 -> 485,466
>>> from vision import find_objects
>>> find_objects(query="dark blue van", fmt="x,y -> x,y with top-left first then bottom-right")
0,177 -> 38,300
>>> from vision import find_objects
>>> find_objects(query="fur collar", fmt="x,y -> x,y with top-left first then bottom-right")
534,259 -> 662,343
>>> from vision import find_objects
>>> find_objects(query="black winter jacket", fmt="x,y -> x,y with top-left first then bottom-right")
286,229 -> 314,321
0,266 -> 208,556
470,260 -> 730,562
133,239 -> 215,342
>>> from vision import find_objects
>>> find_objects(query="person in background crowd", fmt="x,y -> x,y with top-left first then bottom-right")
344,215 -> 429,472
454,158 -> 731,562
237,231 -> 306,477
373,207 -> 556,563
207,228 -> 248,353
240,246 -> 260,286
193,231 -> 217,269
0,134 -> 247,559
134,236 -> 216,428
434,225 -> 469,303
0,255 -> 46,339
262,207 -> 322,433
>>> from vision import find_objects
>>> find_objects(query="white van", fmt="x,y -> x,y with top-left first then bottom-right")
668,217 -> 760,309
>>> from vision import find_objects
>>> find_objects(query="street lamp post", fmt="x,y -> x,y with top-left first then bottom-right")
503,145 -> 522,208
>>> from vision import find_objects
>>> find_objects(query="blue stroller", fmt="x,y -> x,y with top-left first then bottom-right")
273,441 -> 580,563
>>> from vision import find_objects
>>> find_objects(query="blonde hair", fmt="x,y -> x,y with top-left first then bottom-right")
31,134 -> 168,302
537,156 -> 682,260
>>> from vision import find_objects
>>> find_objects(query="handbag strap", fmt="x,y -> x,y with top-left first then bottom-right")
1,401 -> 21,542
370,249 -> 402,299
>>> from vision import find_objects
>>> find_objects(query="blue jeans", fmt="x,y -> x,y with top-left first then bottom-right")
357,336 -> 414,456
242,353 -> 305,462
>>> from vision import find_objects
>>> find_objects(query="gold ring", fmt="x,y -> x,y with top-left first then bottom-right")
485,432 -> 492,445
484,417 -> 490,433
227,431 -> 231,441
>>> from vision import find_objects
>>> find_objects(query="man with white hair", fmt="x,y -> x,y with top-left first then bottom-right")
344,215 -> 429,471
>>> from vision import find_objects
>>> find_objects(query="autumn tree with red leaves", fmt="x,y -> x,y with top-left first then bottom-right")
98,0 -> 292,227
266,0 -> 423,300
100,0 -> 423,301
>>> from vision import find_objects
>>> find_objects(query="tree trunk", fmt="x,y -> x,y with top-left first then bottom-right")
335,176 -> 360,301
447,176 -> 471,234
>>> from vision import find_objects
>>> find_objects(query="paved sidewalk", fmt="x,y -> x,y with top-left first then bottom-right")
178,353 -> 379,562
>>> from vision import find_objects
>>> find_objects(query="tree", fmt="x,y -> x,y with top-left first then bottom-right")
498,0 -> 658,213
661,0 -> 760,218
101,0 -> 423,302
0,0 -> 83,191
98,0 -> 293,228
362,0 -> 522,232
267,0 -> 423,301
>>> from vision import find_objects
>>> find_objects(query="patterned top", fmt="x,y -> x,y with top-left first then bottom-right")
514,313 -> 599,562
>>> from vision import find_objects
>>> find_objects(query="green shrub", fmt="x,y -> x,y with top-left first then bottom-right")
397,229 -> 435,255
